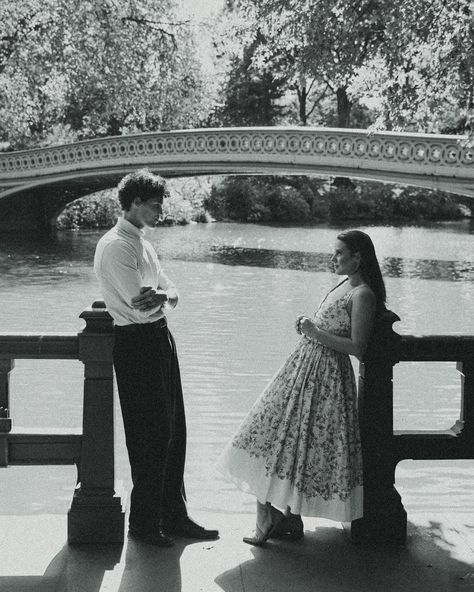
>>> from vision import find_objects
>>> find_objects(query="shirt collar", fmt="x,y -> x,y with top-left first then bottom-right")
117,216 -> 145,238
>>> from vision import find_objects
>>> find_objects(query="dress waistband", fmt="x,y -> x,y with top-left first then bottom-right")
115,318 -> 167,332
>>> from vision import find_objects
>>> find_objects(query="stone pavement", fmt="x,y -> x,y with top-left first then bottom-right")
0,505 -> 473,592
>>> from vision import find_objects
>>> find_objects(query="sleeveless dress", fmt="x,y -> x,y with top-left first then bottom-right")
216,284 -> 364,521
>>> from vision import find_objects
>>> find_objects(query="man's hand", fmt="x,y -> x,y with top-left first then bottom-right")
131,286 -> 168,311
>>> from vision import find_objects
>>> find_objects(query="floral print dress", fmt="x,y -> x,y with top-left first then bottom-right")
216,284 -> 364,521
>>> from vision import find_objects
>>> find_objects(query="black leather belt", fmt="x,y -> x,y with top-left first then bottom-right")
115,318 -> 167,332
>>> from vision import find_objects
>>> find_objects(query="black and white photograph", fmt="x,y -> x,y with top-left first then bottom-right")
0,0 -> 473,590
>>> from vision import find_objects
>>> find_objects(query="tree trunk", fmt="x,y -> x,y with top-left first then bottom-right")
336,86 -> 352,128
297,83 -> 308,126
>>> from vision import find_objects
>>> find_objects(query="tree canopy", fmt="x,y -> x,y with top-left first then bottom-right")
1,0 -> 472,149
214,0 -> 473,133
0,0 -> 217,148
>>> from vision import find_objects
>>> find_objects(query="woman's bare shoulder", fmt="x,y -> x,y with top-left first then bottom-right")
352,285 -> 376,304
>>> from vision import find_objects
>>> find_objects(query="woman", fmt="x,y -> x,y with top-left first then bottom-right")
216,230 -> 386,546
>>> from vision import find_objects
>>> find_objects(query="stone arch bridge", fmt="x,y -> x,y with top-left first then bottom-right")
0,126 -> 473,231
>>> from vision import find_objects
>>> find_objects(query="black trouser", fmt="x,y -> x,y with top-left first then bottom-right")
113,320 -> 187,534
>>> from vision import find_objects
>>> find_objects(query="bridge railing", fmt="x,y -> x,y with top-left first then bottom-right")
1,304 -> 472,545
351,311 -> 474,544
1,127 -> 474,202
0,302 -> 124,543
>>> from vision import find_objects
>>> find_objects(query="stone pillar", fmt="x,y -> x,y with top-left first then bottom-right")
351,310 -> 407,545
458,359 -> 474,441
67,302 -> 125,543
0,359 -> 13,467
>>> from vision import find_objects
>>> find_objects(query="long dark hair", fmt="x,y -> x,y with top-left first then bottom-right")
337,230 -> 387,314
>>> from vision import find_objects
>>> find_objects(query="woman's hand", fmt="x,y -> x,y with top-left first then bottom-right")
295,315 -> 316,338
295,315 -> 304,334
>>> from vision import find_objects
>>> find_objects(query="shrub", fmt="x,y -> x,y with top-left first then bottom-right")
206,176 -> 315,223
56,176 -> 214,229
247,202 -> 272,223
58,176 -> 469,230
328,187 -> 359,220
392,187 -> 464,220
167,177 -> 213,223
327,181 -> 466,222
358,182 -> 396,220
226,178 -> 261,221
203,185 -> 228,220
161,192 -> 194,225
204,176 -> 268,221
265,185 -> 311,222
56,191 -> 120,229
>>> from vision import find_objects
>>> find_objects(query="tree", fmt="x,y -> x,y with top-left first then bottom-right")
351,0 -> 473,134
0,0 -> 217,148
219,0 -> 474,135
213,29 -> 287,126
228,0 -> 387,127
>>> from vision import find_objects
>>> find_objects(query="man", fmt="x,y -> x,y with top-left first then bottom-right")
94,169 -> 218,546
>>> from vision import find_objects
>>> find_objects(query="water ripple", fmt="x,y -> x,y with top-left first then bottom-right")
177,245 -> 474,282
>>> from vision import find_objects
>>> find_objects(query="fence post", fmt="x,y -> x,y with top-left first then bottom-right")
0,359 -> 13,467
351,309 -> 407,545
458,358 -> 474,441
67,302 -> 124,543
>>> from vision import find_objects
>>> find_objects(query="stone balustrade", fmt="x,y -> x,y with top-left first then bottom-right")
0,303 -> 473,545
351,311 -> 474,544
1,127 -> 474,199
0,302 -> 124,544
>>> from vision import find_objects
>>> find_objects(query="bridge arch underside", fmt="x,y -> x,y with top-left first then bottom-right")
0,161 -> 473,232
0,173 -> 124,232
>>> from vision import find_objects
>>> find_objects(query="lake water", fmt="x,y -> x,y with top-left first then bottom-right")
0,220 -> 473,520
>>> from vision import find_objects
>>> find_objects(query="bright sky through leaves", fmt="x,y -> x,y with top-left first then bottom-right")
179,0 -> 223,18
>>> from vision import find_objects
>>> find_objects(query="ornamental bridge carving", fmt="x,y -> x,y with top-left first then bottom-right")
0,126 -> 473,231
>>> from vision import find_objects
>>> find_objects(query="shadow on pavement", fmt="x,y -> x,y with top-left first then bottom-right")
215,521 -> 474,592
0,520 -> 472,591
0,543 -> 123,592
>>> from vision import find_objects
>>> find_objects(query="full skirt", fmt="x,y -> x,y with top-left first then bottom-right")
216,338 -> 363,521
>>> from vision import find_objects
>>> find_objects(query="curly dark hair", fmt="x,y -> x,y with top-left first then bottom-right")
337,229 -> 387,314
117,169 -> 169,211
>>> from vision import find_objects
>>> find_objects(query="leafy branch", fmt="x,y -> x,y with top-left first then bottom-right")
121,15 -> 190,46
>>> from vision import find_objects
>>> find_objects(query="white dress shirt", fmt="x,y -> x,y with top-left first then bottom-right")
94,217 -> 176,326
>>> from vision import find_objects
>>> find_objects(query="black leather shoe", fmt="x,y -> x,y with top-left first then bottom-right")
128,527 -> 174,547
165,516 -> 219,540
